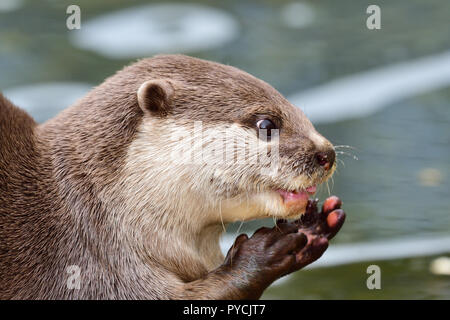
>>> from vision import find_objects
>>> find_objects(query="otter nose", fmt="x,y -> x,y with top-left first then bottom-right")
316,149 -> 335,171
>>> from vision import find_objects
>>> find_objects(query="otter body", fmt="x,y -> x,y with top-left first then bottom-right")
0,55 -> 345,299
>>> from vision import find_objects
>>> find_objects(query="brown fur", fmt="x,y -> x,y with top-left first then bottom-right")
0,55 -> 335,299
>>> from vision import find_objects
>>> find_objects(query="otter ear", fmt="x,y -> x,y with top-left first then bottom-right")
137,79 -> 174,116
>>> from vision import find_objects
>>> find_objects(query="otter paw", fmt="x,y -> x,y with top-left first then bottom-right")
283,196 -> 346,270
223,222 -> 308,284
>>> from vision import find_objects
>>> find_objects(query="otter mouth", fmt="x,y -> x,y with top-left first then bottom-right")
276,185 -> 317,208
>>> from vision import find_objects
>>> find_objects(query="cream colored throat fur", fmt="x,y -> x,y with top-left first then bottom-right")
113,118 -> 320,272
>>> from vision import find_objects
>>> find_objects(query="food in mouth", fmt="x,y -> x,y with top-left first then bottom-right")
276,185 -> 317,210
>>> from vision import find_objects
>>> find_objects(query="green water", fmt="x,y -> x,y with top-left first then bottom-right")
1,0 -> 449,299
265,255 -> 450,300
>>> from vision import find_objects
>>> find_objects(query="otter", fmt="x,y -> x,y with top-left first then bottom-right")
0,55 -> 345,299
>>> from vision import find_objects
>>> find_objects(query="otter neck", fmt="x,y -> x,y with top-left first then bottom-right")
149,204 -> 226,273
110,185 -> 227,278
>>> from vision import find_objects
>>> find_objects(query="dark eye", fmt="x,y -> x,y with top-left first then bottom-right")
256,119 -> 278,138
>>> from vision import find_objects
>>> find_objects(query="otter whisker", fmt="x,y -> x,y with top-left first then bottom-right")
316,182 -> 325,196
236,220 -> 244,236
336,157 -> 346,168
219,200 -> 226,233
273,215 -> 280,231
335,150 -> 359,161
334,166 -> 340,176
334,144 -> 356,150
245,191 -> 250,207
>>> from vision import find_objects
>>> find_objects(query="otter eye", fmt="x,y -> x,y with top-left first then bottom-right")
256,119 -> 277,138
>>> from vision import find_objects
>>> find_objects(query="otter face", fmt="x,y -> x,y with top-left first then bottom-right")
127,55 -> 336,224
214,108 -> 336,222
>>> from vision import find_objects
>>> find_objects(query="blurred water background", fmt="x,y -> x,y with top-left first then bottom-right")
1,0 -> 449,299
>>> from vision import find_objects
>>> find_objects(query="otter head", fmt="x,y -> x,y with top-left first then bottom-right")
124,55 -> 335,227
